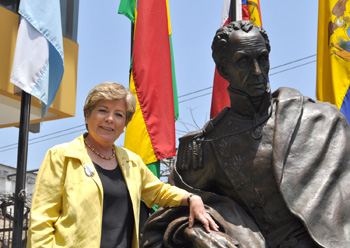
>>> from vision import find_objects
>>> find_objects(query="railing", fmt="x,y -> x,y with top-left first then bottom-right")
0,200 -> 29,248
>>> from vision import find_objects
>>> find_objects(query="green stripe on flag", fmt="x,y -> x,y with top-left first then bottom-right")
146,160 -> 160,178
146,160 -> 160,212
169,34 -> 179,121
118,0 -> 135,23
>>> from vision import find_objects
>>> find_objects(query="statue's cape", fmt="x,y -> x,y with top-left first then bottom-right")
272,87 -> 350,247
142,87 -> 350,248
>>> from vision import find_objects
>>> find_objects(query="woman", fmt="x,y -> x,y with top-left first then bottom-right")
28,82 -> 218,248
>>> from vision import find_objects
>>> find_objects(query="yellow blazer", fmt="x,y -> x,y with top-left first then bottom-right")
28,134 -> 187,248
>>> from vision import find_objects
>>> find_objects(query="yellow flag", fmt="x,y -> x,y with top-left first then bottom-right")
317,0 -> 350,122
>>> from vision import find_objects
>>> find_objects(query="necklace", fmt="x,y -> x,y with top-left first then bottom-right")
84,139 -> 115,160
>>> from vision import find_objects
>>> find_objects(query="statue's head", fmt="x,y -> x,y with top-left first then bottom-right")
212,20 -> 271,97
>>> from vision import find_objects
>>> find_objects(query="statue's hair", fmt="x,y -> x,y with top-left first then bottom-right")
211,20 -> 270,73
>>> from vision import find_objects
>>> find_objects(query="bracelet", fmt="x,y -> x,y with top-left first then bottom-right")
187,193 -> 196,205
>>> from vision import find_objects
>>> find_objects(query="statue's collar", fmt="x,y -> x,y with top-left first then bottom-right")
227,85 -> 272,118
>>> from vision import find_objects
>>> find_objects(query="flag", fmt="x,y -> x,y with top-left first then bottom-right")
10,0 -> 64,119
210,0 -> 263,118
118,0 -> 136,23
317,0 -> 350,123
119,0 -> 178,168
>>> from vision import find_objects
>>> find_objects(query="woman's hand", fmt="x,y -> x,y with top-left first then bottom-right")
182,194 -> 219,233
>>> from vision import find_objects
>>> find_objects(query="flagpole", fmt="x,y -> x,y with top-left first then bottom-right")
230,0 -> 236,22
12,91 -> 31,248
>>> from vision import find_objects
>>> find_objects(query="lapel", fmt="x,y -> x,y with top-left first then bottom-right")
116,146 -> 134,182
116,146 -> 137,201
64,134 -> 104,196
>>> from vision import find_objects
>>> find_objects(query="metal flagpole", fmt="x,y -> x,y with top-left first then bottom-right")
230,0 -> 236,22
12,91 -> 31,248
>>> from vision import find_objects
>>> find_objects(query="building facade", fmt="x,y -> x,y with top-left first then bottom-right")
0,0 -> 80,129
0,164 -> 37,197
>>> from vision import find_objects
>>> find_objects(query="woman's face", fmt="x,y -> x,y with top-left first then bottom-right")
85,99 -> 127,147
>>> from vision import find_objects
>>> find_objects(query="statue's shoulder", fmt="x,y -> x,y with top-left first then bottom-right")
179,107 -> 230,143
272,87 -> 349,134
272,87 -> 303,102
273,87 -> 342,117
176,107 -> 230,170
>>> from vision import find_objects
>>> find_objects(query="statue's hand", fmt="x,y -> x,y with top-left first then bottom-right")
183,225 -> 240,248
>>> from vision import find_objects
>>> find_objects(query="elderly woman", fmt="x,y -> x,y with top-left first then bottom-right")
28,82 -> 218,248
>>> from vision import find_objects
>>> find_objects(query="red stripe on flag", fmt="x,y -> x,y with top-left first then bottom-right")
210,68 -> 230,118
242,4 -> 250,19
132,0 -> 175,160
257,0 -> 263,25
210,7 -> 235,119
223,17 -> 230,26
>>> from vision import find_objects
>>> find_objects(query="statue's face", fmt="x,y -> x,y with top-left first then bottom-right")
224,28 -> 270,97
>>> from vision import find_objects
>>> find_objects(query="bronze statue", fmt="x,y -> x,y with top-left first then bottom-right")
141,20 -> 350,248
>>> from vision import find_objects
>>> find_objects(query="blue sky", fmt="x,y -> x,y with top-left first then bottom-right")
0,0 -> 318,171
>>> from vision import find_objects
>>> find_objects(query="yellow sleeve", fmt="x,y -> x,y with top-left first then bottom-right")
28,147 -> 66,248
139,159 -> 188,208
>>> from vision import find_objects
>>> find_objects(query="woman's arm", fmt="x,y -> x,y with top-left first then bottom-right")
181,193 -> 219,232
138,155 -> 218,232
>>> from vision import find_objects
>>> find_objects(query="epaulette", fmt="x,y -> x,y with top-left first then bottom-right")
176,107 -> 230,171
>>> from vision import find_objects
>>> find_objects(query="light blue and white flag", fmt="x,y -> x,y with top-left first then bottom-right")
10,0 -> 64,119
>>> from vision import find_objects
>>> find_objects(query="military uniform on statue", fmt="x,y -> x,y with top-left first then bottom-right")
141,20 -> 350,248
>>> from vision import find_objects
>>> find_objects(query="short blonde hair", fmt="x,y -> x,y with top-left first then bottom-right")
84,82 -> 136,125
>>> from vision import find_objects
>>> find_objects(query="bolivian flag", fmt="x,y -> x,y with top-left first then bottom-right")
317,0 -> 350,123
119,0 -> 178,175
210,0 -> 263,118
